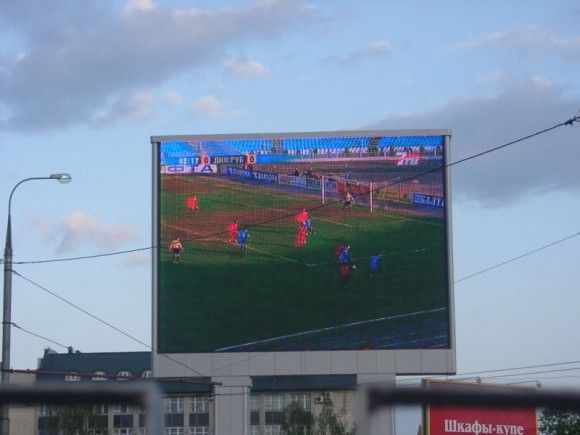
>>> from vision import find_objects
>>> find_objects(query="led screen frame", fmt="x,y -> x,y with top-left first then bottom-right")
152,129 -> 455,377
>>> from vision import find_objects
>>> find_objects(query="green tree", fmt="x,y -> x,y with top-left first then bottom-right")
315,403 -> 355,435
283,402 -> 315,435
539,408 -> 580,434
283,400 -> 356,435
57,404 -> 103,435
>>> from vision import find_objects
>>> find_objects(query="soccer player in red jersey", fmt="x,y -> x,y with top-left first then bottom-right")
295,225 -> 307,248
227,220 -> 239,244
294,209 -> 309,248
186,195 -> 199,212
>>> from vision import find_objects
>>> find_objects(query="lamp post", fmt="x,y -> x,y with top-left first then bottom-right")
1,173 -> 71,435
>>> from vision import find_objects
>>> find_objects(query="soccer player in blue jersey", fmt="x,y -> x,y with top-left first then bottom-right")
337,244 -> 351,264
303,217 -> 313,236
237,228 -> 249,254
369,254 -> 382,276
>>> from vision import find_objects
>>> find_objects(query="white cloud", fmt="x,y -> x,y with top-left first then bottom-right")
452,25 -> 580,61
26,215 -> 55,241
368,77 -> 580,206
0,0 -> 315,131
164,89 -> 183,104
40,211 -> 139,253
223,56 -> 270,78
474,68 -> 512,86
124,0 -> 156,14
122,90 -> 155,120
192,94 -> 223,117
90,90 -> 155,125
14,52 -> 27,63
330,40 -> 391,66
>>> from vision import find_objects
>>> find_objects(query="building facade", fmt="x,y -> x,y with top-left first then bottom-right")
27,349 -> 358,435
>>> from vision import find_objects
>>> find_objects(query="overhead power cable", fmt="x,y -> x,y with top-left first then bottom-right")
215,365 -> 580,396
453,231 -> 580,284
5,116 -> 580,385
1,367 -> 215,386
11,224 -> 580,383
9,321 -> 70,351
454,366 -> 580,383
11,269 -> 213,384
11,114 -> 580,266
361,359 -> 580,387
8,229 -> 580,388
205,228 -> 580,377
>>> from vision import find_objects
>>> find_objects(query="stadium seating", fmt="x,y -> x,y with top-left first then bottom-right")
160,135 -> 445,165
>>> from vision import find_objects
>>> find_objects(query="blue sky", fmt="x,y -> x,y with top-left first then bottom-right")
1,0 -> 580,409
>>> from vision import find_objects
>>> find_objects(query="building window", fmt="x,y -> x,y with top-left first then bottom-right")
249,394 -> 260,411
114,413 -> 134,430
38,415 -> 58,435
92,403 -> 108,415
114,404 -> 132,414
189,428 -> 208,435
113,429 -> 133,435
165,412 -> 184,428
164,397 -> 184,413
189,395 -> 209,429
141,369 -> 153,379
290,393 -> 311,412
40,403 -> 56,416
65,372 -> 81,382
117,370 -> 133,380
191,396 -> 208,413
164,428 -> 184,435
264,394 -> 284,411
92,371 -> 108,381
265,393 -> 284,432
249,393 -> 260,429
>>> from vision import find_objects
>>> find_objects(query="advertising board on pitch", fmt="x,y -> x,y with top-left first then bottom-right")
152,130 -> 455,376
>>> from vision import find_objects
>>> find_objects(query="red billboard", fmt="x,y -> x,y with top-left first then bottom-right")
425,382 -> 537,435
428,405 -> 537,435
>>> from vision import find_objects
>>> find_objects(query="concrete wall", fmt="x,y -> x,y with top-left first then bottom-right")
9,372 -> 37,435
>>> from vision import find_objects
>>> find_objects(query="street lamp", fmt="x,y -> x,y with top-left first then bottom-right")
2,174 -> 71,435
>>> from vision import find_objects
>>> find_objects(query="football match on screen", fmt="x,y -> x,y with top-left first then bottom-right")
157,132 -> 451,353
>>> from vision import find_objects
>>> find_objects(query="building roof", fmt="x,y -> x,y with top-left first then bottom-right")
38,350 -> 151,381
36,349 -> 211,394
36,350 -> 357,394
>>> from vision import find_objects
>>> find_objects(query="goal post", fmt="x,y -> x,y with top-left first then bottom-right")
322,176 -> 373,212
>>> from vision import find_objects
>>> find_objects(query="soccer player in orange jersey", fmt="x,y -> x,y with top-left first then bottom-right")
169,238 -> 183,263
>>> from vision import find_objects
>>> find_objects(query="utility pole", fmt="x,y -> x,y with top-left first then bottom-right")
1,174 -> 71,435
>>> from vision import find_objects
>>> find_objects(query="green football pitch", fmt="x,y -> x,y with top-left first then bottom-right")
158,174 -> 449,353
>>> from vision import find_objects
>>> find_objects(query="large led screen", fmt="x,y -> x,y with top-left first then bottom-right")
156,132 -> 451,353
